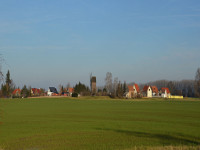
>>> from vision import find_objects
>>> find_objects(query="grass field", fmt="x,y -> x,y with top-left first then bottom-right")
0,97 -> 200,150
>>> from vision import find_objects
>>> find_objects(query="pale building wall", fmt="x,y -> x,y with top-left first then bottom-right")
133,85 -> 137,95
147,86 -> 152,98
47,89 -> 53,96
161,90 -> 167,98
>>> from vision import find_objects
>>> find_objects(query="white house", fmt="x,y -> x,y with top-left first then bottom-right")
161,88 -> 170,98
142,86 -> 152,98
47,87 -> 58,96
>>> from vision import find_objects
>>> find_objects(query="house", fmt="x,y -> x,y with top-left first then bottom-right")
126,85 -> 134,98
67,87 -> 74,96
47,87 -> 58,96
161,87 -> 170,98
12,89 -> 21,97
133,84 -> 140,97
151,86 -> 158,96
142,86 -> 152,98
31,88 -> 40,96
124,92 -> 129,98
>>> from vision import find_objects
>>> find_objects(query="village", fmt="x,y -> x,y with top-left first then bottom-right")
11,75 -> 183,99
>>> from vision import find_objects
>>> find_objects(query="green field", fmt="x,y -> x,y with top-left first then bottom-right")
0,97 -> 200,150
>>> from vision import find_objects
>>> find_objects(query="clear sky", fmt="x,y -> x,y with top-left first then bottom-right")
0,0 -> 200,89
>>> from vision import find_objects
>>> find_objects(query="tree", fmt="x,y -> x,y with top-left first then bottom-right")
21,85 -> 29,98
1,84 -> 7,97
0,54 -> 4,84
194,68 -> 200,97
187,85 -> 193,97
116,81 -> 123,98
105,72 -> 112,94
123,81 -> 127,94
59,84 -> 64,94
74,82 -> 90,96
167,81 -> 176,95
1,70 -> 14,97
66,82 -> 71,88
113,77 -> 118,97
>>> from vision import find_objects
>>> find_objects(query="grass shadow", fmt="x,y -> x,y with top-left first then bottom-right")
95,128 -> 200,145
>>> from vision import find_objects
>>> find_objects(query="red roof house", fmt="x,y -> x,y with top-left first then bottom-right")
133,84 -> 140,93
161,88 -> 170,94
161,87 -> 170,98
126,85 -> 134,98
68,88 -> 74,93
31,88 -> 40,96
12,89 -> 21,96
151,86 -> 158,96
142,85 -> 152,98
143,86 -> 149,92
128,85 -> 134,92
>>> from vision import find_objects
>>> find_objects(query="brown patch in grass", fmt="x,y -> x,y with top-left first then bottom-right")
125,145 -> 200,150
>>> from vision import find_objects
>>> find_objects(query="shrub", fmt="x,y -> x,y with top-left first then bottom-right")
72,92 -> 78,97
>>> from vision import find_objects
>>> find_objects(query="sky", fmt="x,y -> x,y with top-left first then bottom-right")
0,0 -> 200,89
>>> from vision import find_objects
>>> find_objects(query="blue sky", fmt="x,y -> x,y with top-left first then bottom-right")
0,0 -> 200,89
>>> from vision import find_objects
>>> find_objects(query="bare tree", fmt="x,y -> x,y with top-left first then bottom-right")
194,68 -> 200,97
58,84 -> 64,94
90,73 -> 92,92
167,81 -> 176,95
105,72 -> 112,94
113,77 -> 118,97
66,82 -> 71,88
0,54 -> 4,83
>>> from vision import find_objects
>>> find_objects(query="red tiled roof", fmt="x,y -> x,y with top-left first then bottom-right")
151,86 -> 158,93
134,84 -> 140,92
161,87 -> 170,94
143,85 -> 149,92
31,88 -> 40,94
128,85 -> 134,91
68,88 -> 74,93
12,89 -> 21,95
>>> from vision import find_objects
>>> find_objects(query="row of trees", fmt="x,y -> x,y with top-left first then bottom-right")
0,70 -> 15,98
74,82 -> 90,96
104,72 -> 127,98
0,70 -> 46,98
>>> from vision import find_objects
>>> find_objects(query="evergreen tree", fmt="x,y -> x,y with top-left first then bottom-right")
6,70 -> 11,86
1,70 -> 13,97
74,82 -> 90,96
116,81 -> 123,98
123,81 -> 127,94
21,85 -> 29,98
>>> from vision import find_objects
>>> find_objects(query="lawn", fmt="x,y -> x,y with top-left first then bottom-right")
0,97 -> 200,150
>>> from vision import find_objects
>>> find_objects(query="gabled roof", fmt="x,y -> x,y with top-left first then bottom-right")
12,89 -> 21,95
128,85 -> 134,91
161,87 -> 170,94
151,86 -> 158,93
31,88 -> 40,94
68,88 -> 74,93
134,84 -> 140,92
143,85 -> 150,92
49,87 -> 58,94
